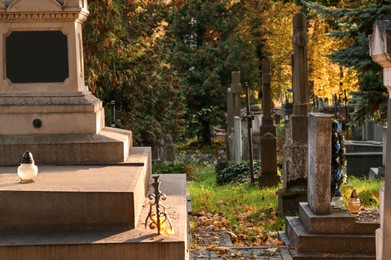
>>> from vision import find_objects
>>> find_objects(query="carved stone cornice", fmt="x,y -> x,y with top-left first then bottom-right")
0,10 -> 88,22
0,0 -> 89,23
0,94 -> 100,105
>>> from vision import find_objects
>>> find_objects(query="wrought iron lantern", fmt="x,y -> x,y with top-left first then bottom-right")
145,175 -> 174,235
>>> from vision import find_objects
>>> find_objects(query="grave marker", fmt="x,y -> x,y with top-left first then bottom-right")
307,113 -> 332,215
278,12 -> 311,213
259,59 -> 279,187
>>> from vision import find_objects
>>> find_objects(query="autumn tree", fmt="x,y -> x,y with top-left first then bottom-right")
307,16 -> 359,103
166,0 -> 260,144
83,0 -> 185,146
303,0 -> 391,123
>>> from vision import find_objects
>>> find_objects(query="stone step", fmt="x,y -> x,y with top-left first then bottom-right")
280,231 -> 375,260
299,202 -> 379,234
0,127 -> 132,165
285,217 -> 376,255
0,147 -> 150,231
290,252 -> 375,260
0,174 -> 189,260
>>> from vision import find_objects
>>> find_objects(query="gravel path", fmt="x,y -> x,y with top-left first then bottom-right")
190,246 -> 293,260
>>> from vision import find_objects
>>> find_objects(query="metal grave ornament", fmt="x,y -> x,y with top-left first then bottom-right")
145,175 -> 174,235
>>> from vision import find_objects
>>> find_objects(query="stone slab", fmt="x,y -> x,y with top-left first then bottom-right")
0,147 -> 151,231
285,216 -> 376,255
278,189 -> 307,214
0,174 -> 188,260
288,252 -> 375,260
0,127 -> 132,165
299,203 -> 379,234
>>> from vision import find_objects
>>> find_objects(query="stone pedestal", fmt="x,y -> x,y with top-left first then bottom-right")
279,203 -> 379,259
234,116 -> 242,162
307,113 -> 332,215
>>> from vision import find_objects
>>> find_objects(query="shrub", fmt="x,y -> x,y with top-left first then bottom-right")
216,160 -> 261,185
152,161 -> 193,174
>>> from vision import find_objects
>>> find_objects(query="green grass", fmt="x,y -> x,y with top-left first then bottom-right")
341,176 -> 384,208
187,163 -> 384,247
188,170 -> 283,231
188,169 -> 384,229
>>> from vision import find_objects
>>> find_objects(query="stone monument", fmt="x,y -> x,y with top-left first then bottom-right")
0,1 -> 188,259
278,12 -> 311,214
369,20 -> 391,260
259,59 -> 279,187
0,0 -> 132,165
280,113 -> 379,259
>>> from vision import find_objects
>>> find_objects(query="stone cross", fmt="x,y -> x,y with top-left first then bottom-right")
292,13 -> 310,115
369,20 -> 391,259
291,12 -> 310,144
259,59 -> 279,187
278,12 -> 311,214
231,71 -> 243,117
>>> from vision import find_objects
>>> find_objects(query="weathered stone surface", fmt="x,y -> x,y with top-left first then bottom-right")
307,113 -> 332,215
282,143 -> 308,189
290,114 -> 308,145
259,59 -> 278,186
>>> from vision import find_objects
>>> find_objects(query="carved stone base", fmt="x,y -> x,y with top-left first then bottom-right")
0,94 -> 104,135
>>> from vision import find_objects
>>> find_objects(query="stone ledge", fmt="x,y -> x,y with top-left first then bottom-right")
299,203 -> 379,234
0,174 -> 188,260
0,147 -> 151,231
284,216 -> 376,255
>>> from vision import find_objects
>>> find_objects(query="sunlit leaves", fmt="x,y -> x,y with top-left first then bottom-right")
83,0 -> 186,145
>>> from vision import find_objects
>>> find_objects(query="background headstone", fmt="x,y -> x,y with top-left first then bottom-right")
259,59 -> 279,187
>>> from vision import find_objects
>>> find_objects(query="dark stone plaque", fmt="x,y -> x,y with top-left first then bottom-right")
6,31 -> 69,83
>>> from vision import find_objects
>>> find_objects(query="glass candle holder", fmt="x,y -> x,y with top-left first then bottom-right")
348,189 -> 361,213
